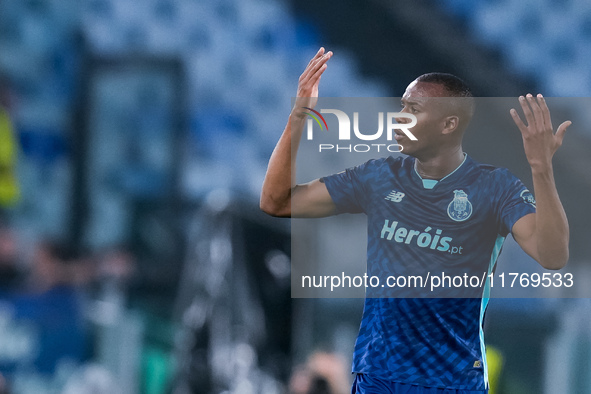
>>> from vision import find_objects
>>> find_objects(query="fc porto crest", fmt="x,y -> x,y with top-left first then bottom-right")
447,190 -> 472,222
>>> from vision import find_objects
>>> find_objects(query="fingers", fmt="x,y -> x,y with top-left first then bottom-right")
299,49 -> 332,88
311,52 -> 332,78
512,93 -> 571,149
536,94 -> 553,130
305,47 -> 325,69
526,94 -> 546,130
510,107 -> 527,134
555,120 -> 572,145
310,62 -> 328,83
513,94 -> 554,134
301,50 -> 323,81
302,50 -> 332,81
518,95 -> 535,130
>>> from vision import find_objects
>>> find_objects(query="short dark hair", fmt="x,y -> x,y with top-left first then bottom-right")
416,73 -> 473,98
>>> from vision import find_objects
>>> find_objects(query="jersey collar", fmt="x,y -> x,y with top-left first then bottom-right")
412,153 -> 468,190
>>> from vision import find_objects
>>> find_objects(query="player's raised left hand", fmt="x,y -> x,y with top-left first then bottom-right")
510,94 -> 571,170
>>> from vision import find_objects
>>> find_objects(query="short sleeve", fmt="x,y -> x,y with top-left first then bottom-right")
494,169 -> 536,236
322,160 -> 376,214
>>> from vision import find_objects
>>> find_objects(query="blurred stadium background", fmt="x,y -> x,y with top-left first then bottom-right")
0,0 -> 590,393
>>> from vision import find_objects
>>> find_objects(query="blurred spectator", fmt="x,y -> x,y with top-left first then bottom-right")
88,244 -> 137,307
289,351 -> 349,394
487,346 -> 504,394
7,239 -> 89,374
96,245 -> 136,286
0,224 -> 24,293
28,240 -> 76,293
0,75 -> 20,209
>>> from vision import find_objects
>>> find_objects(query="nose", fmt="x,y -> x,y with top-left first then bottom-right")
395,113 -> 411,124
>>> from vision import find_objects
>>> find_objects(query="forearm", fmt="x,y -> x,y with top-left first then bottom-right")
260,47 -> 332,216
531,164 -> 569,268
260,113 -> 306,216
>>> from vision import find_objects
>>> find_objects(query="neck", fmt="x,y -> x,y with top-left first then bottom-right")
414,147 -> 465,180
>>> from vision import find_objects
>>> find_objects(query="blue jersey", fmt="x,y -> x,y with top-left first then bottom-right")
323,154 -> 536,391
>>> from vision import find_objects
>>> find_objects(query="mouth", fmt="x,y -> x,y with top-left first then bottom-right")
394,132 -> 405,141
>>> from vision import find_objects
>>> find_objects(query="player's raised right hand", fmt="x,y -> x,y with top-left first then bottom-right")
292,47 -> 333,119
260,47 -> 337,218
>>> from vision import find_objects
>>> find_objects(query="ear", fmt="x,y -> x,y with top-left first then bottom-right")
442,115 -> 459,135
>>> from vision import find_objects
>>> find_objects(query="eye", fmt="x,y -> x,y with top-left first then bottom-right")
401,102 -> 418,113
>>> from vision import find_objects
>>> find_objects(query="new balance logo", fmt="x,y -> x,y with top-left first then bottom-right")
385,191 -> 405,203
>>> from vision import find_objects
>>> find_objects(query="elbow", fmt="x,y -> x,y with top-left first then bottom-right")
259,196 -> 290,218
259,201 -> 279,217
259,197 -> 275,216
539,250 -> 569,270
541,262 -> 567,271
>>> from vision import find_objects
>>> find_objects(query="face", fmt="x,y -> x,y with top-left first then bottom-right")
396,81 -> 458,158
